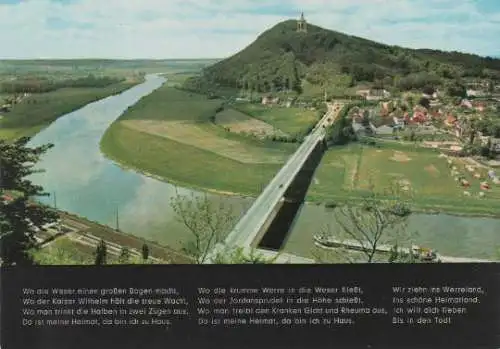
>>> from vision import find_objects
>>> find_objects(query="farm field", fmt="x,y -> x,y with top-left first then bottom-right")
101,85 -> 296,195
307,142 -> 500,216
232,102 -> 320,136
214,108 -> 288,139
0,80 -> 141,141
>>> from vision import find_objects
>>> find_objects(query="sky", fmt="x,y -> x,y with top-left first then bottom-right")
0,0 -> 499,59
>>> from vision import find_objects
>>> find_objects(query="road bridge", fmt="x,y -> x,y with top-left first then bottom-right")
206,103 -> 343,263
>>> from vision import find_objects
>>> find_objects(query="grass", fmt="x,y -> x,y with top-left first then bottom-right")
32,238 -> 96,265
215,108 -> 287,138
101,122 -> 282,196
0,79 -> 142,141
307,142 -> 500,217
120,85 -> 223,123
101,85 -> 297,196
232,102 -> 320,136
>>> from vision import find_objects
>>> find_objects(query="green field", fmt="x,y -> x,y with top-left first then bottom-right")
307,142 -> 500,216
232,102 -> 320,136
101,86 -> 296,195
0,80 -> 141,141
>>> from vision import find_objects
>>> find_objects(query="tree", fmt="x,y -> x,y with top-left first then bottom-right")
447,81 -> 467,98
361,110 -> 371,127
94,239 -> 107,265
422,85 -> 435,95
141,243 -> 150,260
0,137 -> 58,266
118,246 -> 130,264
171,190 -> 237,264
326,106 -> 355,146
313,186 -> 416,263
418,97 -> 430,109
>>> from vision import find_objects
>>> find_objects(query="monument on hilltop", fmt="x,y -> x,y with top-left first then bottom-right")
297,12 -> 307,33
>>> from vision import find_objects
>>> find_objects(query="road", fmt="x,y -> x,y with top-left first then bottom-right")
207,103 -> 343,262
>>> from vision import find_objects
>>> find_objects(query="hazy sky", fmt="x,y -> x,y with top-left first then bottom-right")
1,0 -> 499,59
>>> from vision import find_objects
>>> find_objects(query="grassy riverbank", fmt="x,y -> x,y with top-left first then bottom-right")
100,85 -> 298,196
0,78 -> 143,141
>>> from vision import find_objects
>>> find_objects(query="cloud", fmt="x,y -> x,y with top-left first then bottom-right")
0,0 -> 499,58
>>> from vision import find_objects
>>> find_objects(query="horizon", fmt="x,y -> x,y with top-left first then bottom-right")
0,0 -> 499,59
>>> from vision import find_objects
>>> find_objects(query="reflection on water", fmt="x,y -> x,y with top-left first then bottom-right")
285,204 -> 500,259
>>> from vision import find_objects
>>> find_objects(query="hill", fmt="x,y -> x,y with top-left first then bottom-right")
183,19 -> 500,97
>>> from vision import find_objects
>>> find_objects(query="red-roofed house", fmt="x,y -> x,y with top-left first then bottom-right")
444,115 -> 457,127
412,111 -> 427,124
475,103 -> 485,112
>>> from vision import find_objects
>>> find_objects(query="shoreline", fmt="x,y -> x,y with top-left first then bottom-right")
99,144 -> 500,219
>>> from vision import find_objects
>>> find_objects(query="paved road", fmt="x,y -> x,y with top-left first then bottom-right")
207,103 -> 343,262
225,103 -> 342,247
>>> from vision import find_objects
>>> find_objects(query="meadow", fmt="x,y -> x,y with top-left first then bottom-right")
307,142 -> 500,216
101,86 -> 297,195
232,102 -> 320,136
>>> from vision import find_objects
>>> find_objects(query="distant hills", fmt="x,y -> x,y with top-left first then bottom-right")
183,19 -> 500,97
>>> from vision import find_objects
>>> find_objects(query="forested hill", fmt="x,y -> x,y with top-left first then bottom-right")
183,19 -> 500,95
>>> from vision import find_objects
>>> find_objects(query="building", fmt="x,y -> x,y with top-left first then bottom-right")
490,138 -> 500,153
297,12 -> 307,33
261,96 -> 280,105
357,88 -> 390,101
444,115 -> 457,128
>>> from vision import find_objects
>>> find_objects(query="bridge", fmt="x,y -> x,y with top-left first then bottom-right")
206,103 -> 343,263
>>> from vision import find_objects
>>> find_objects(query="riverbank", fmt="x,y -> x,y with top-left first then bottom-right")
0,77 -> 144,141
99,85 -> 299,196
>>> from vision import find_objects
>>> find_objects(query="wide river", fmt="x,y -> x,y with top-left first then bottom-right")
29,74 -> 500,260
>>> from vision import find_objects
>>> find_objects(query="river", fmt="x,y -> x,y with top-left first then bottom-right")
28,74 -> 500,260
28,74 -> 251,251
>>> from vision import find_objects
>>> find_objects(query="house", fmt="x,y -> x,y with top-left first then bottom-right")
356,89 -> 370,98
474,102 -> 485,112
356,88 -> 390,101
412,111 -> 427,124
461,99 -> 473,108
444,115 -> 457,127
366,89 -> 391,101
466,89 -> 480,97
491,138 -> 500,153
261,96 -> 280,105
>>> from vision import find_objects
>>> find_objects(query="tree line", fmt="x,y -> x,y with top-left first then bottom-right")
1,75 -> 124,94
